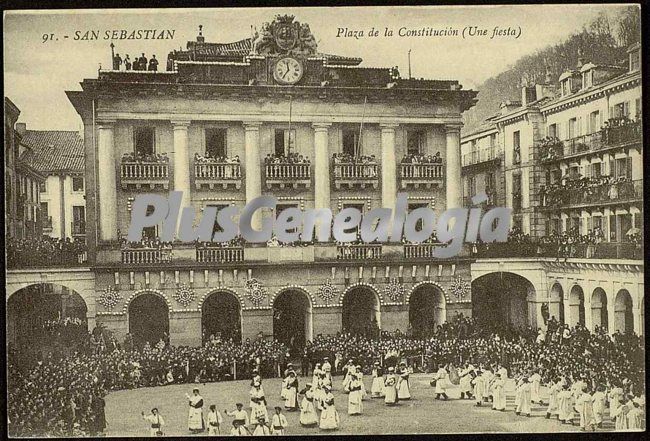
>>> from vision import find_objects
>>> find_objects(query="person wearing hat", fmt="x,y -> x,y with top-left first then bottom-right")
322,358 -> 332,384
433,364 -> 449,400
370,362 -> 385,398
312,363 -> 322,388
185,388 -> 205,433
319,391 -> 339,430
348,372 -> 363,415
515,377 -> 532,417
283,363 -> 294,379
299,383 -> 318,427
342,361 -> 355,393
492,373 -> 506,411
356,365 -> 368,400
282,370 -> 299,411
250,381 -> 269,424
141,408 -> 165,436
384,367 -> 398,406
225,403 -> 249,428
230,419 -> 250,436
270,406 -> 288,435
207,404 -> 223,435
397,362 -> 411,401
252,416 -> 271,436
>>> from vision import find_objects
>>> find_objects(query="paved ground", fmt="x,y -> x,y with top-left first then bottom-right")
105,374 -> 616,436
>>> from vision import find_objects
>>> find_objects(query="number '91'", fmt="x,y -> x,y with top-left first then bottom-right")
42,33 -> 55,43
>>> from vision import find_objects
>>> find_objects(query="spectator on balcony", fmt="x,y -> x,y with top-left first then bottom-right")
124,55 -> 132,70
112,53 -> 122,71
138,53 -> 148,71
148,55 -> 159,72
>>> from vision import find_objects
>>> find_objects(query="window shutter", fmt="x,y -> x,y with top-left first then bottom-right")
623,102 -> 630,117
626,157 -> 632,178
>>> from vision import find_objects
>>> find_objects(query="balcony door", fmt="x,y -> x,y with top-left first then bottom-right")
72,206 -> 85,236
134,127 -> 155,156
205,128 -> 227,159
274,128 -> 296,157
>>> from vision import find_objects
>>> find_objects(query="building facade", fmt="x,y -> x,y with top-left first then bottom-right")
17,127 -> 87,240
4,98 -> 46,240
66,16 -> 478,347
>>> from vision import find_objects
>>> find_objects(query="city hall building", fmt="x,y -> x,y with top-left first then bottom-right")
7,16 -> 643,350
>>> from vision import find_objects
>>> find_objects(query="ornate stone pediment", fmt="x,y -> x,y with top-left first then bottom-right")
251,15 -> 318,57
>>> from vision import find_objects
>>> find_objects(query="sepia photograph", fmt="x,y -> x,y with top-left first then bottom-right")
3,3 -> 644,437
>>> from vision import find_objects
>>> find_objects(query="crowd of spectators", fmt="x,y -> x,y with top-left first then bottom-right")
8,311 -> 644,437
194,153 -> 241,179
112,53 -> 159,71
121,151 -> 169,163
540,175 -> 637,208
8,329 -> 288,437
400,152 -> 443,164
332,153 -> 378,178
7,236 -> 87,268
473,227 -> 640,260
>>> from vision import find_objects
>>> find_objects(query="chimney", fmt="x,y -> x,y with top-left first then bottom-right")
197,25 -> 205,43
15,122 -> 26,135
544,65 -> 552,84
577,48 -> 585,69
521,80 -> 537,106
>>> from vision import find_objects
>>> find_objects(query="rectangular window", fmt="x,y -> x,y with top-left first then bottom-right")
589,111 -> 599,134
568,118 -> 577,139
512,131 -> 521,164
143,204 -> 157,240
72,176 -> 84,192
342,129 -> 359,157
206,204 -> 229,235
205,128 -> 227,159
40,202 -> 48,218
548,123 -> 557,138
275,203 -> 300,234
613,102 -> 629,118
39,181 -> 47,193
489,134 -> 496,149
630,50 -> 640,72
512,174 -> 522,210
341,203 -> 365,236
274,129 -> 296,157
407,130 -> 426,156
134,127 -> 155,156
591,162 -> 602,178
408,202 -> 429,232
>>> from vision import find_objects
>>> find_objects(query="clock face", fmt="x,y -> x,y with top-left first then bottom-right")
273,57 -> 303,85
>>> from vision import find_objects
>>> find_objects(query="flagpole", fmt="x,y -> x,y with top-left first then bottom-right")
288,95 -> 293,155
357,96 -> 367,157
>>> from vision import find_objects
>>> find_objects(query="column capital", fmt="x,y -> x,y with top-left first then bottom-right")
380,123 -> 399,131
312,122 -> 332,131
445,123 -> 463,134
171,120 -> 191,128
96,119 -> 116,128
243,121 -> 263,130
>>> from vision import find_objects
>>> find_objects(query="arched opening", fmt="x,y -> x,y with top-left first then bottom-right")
550,282 -> 565,324
7,283 -> 88,352
342,286 -> 381,336
614,289 -> 634,334
591,288 -> 608,331
128,293 -> 169,348
409,284 -> 446,338
471,273 -> 533,329
568,285 -> 585,327
273,290 -> 313,356
202,291 -> 242,344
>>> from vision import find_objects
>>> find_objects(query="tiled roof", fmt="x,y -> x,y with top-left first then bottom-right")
20,130 -> 84,174
180,38 -> 362,65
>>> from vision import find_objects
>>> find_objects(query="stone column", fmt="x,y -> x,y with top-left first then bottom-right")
380,124 -> 398,210
244,122 -> 263,230
172,121 -> 191,236
97,121 -> 117,241
445,124 -> 462,209
313,123 -> 332,210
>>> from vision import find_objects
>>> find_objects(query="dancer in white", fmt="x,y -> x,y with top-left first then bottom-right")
370,362 -> 385,398
299,384 -> 318,427
348,373 -> 363,415
186,388 -> 205,433
207,405 -> 223,435
141,408 -> 165,436
270,407 -> 288,435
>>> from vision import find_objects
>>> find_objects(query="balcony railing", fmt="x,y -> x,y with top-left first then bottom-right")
120,162 -> 170,190
540,121 -> 642,163
473,241 -> 642,260
462,147 -> 501,167
399,163 -> 444,189
333,163 -> 379,189
404,243 -> 439,259
121,248 -> 173,264
336,244 -> 382,260
196,247 -> 244,263
541,179 -> 642,209
71,222 -> 86,236
194,162 -> 242,189
265,163 -> 311,189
